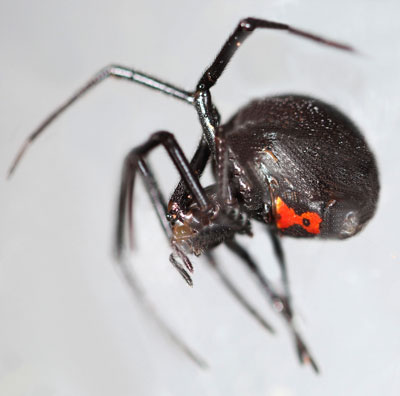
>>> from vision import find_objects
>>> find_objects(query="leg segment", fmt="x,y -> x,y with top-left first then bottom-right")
267,226 -> 291,308
116,156 -> 173,256
116,251 -> 207,368
225,238 -> 319,373
197,17 -> 354,91
8,65 -> 194,176
192,17 -> 354,156
116,131 -> 209,279
118,158 -> 172,249
205,251 -> 274,333
9,18 -> 354,176
225,239 -> 286,315
124,130 -> 209,212
115,138 -> 207,367
170,135 -> 211,210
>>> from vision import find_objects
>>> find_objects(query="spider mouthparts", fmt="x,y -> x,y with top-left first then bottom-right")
169,253 -> 194,286
180,270 -> 193,287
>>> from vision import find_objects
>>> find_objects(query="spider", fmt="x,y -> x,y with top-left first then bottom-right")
8,18 -> 379,373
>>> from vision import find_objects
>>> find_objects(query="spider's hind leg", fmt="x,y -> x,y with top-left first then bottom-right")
266,226 -> 292,316
225,238 -> 319,373
205,251 -> 275,334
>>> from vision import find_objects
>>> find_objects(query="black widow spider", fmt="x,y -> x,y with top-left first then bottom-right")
8,18 -> 379,373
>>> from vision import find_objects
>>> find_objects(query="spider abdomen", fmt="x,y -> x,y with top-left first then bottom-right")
225,95 -> 379,238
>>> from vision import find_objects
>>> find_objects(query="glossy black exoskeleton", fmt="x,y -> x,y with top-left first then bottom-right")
223,95 -> 379,239
9,18 -> 379,373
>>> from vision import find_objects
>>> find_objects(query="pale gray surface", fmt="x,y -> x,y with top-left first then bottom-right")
1,1 -> 399,395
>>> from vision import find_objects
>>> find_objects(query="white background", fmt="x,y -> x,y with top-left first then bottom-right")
1,1 -> 399,395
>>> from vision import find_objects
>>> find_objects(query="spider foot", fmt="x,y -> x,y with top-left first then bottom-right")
294,333 -> 319,373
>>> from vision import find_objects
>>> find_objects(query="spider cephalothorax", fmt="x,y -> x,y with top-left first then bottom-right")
168,186 -> 252,261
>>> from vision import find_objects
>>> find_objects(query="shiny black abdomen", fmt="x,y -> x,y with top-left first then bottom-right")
224,95 -> 379,238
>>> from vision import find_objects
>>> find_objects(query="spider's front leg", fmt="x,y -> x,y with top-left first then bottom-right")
192,17 -> 354,158
116,130 -> 212,280
115,130 -> 217,367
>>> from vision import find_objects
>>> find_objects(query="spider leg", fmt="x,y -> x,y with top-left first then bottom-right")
192,17 -> 354,155
116,256 -> 207,368
8,65 -> 194,177
197,17 -> 354,92
205,251 -> 274,333
213,112 -> 295,331
225,238 -> 319,373
137,160 -> 172,238
170,135 -> 211,209
266,226 -> 292,312
116,158 -> 172,256
116,130 -> 210,273
116,155 -> 196,282
115,140 -> 208,367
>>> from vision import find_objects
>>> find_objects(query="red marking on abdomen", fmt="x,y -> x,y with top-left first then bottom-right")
275,196 -> 322,235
